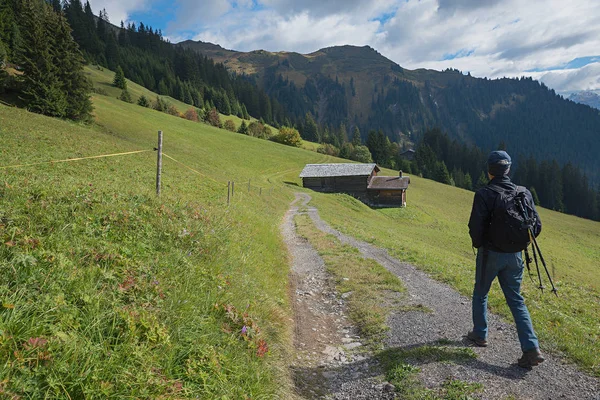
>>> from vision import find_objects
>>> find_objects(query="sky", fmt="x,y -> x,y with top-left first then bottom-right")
88,0 -> 600,95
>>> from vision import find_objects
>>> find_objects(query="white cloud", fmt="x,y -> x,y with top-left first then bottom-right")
531,63 -> 600,94
89,0 -> 148,24
163,0 -> 600,92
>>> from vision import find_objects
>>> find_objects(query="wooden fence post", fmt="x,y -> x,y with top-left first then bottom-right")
156,130 -> 163,196
227,181 -> 231,205
232,181 -> 235,197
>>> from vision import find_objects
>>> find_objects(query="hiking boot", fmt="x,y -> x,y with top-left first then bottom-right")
518,349 -> 545,368
466,331 -> 488,347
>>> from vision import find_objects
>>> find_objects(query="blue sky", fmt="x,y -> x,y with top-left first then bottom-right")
89,0 -> 600,94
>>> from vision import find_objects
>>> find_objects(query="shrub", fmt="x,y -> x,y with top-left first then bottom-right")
119,89 -> 133,103
92,86 -> 108,96
247,121 -> 264,137
350,145 -> 373,163
224,119 -> 236,132
262,125 -> 272,138
317,143 -> 340,156
137,95 -> 150,107
204,107 -> 222,128
184,107 -> 199,122
152,96 -> 170,112
247,121 -> 272,139
271,127 -> 302,147
167,105 -> 179,116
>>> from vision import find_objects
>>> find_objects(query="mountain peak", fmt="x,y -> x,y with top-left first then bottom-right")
569,90 -> 600,110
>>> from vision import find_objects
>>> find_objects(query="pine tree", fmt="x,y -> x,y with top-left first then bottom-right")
0,1 -> 19,60
352,126 -> 361,146
475,171 -> 488,190
237,120 -> 248,135
119,88 -> 132,103
18,0 -> 68,117
434,161 -> 452,185
113,65 -> 126,89
53,8 -> 93,121
464,172 -> 473,191
530,187 -> 540,206
303,112 -> 319,142
51,0 -> 62,13
0,37 -> 7,91
137,94 -> 150,107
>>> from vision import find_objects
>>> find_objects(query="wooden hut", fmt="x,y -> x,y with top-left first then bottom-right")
299,163 -> 380,200
299,163 -> 410,207
367,171 -> 410,207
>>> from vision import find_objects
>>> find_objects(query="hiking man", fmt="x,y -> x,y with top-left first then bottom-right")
467,150 -> 544,368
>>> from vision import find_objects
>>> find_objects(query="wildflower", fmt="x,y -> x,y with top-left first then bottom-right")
256,339 -> 269,357
24,337 -> 48,350
241,326 -> 248,335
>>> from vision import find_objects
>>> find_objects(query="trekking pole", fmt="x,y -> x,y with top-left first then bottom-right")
516,196 -> 544,292
517,195 -> 558,296
523,247 -> 535,284
530,235 -> 558,297
528,232 -> 545,292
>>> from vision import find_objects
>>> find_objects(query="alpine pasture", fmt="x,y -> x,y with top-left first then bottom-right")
0,71 -> 599,398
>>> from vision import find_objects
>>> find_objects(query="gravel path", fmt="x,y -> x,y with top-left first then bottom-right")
285,192 -> 600,400
282,194 -> 396,399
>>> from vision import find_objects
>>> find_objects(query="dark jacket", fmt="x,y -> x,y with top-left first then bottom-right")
468,175 -> 542,252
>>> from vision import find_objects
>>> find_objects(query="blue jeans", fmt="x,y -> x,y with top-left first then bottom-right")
472,248 -> 539,351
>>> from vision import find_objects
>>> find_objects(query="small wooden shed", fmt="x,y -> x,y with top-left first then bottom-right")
367,172 -> 410,207
299,163 -> 410,207
299,163 -> 380,199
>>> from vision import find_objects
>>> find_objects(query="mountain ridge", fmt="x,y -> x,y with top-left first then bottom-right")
179,40 -> 600,184
568,90 -> 600,110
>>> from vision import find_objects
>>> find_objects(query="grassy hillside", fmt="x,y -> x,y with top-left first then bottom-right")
85,65 -> 254,131
299,175 -> 600,376
1,80 -> 599,398
0,96 -> 336,397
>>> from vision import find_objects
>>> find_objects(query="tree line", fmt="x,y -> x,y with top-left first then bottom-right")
250,60 -> 600,185
60,0 -> 284,125
399,129 -> 599,221
0,0 -> 92,120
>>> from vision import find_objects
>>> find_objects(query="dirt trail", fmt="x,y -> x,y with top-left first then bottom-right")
282,194 -> 395,399
283,193 -> 600,400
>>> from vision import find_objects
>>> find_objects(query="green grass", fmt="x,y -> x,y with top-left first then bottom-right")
294,213 -> 405,343
379,345 -> 481,399
1,67 -> 599,397
303,175 -> 600,376
0,98 -> 335,398
85,65 -> 275,133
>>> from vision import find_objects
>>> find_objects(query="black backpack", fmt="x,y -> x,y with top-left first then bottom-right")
487,185 -> 536,252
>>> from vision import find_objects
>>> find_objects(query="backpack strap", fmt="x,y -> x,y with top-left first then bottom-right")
486,184 -> 519,196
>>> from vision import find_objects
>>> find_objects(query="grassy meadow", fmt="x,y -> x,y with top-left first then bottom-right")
294,174 -> 600,376
0,67 -> 599,398
85,65 -> 275,134
0,90 -> 335,398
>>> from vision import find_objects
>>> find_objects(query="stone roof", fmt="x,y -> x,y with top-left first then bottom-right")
299,163 -> 379,178
367,176 -> 410,190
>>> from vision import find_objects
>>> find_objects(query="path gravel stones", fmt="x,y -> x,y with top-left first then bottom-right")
283,193 -> 600,399
282,194 -> 395,399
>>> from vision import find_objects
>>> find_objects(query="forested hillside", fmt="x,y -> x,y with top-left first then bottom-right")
0,0 -> 286,125
181,41 -> 600,187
